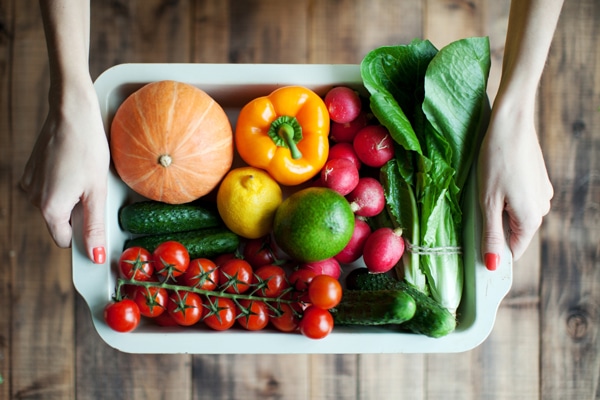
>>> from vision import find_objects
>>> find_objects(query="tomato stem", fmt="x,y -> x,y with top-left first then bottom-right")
115,277 -> 299,306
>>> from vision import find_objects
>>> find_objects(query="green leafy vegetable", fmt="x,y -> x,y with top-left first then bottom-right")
361,37 -> 491,315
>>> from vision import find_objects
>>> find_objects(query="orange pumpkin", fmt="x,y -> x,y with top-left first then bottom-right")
110,80 -> 233,204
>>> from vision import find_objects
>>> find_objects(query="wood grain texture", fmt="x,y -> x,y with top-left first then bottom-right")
0,0 -> 13,398
1,0 -> 597,399
192,354 -> 310,400
6,1 -> 76,399
540,0 -> 600,398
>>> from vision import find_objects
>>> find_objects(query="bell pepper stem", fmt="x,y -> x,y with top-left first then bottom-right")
278,123 -> 303,159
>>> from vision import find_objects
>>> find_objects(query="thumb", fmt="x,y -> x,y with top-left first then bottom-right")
82,185 -> 107,264
480,197 -> 507,271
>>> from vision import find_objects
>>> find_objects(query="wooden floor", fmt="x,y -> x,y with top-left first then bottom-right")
1,0 -> 598,399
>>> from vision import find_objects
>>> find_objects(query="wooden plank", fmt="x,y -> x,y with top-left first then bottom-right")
192,354 -> 310,400
0,0 -> 14,397
309,354 -> 358,399
424,1 -> 541,399
307,0 -> 423,64
73,1 -> 194,399
89,0 -> 193,79
8,0 -> 76,399
207,0 -> 307,63
357,354 -> 425,398
193,0 -> 231,63
540,0 -> 600,398
424,0 -> 483,49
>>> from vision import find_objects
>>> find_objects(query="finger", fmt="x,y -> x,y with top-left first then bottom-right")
82,185 -> 107,264
506,210 -> 542,262
42,207 -> 74,248
480,195 -> 506,271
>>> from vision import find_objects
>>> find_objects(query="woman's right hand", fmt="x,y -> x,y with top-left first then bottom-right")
20,78 -> 110,264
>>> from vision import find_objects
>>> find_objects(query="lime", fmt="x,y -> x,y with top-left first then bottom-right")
273,187 -> 355,262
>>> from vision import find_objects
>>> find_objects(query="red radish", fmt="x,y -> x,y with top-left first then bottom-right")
324,86 -> 362,123
320,158 -> 359,196
347,177 -> 385,217
362,227 -> 405,274
335,218 -> 372,264
330,111 -> 368,143
353,125 -> 395,167
300,258 -> 341,280
328,142 -> 362,171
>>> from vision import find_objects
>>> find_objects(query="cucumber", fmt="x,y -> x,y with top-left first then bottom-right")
119,200 -> 222,235
347,269 -> 456,338
332,289 -> 416,326
124,227 -> 239,259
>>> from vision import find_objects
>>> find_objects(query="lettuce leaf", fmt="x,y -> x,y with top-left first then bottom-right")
361,37 -> 491,315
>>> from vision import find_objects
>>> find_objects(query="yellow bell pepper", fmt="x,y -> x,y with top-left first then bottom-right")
235,86 -> 330,186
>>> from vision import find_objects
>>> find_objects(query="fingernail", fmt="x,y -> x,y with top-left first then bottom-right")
93,247 -> 106,264
484,253 -> 499,271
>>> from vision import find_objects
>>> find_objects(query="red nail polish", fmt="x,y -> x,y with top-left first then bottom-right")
93,247 -> 106,264
484,253 -> 499,271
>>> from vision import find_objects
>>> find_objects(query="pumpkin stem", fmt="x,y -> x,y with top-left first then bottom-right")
158,154 -> 172,168
268,115 -> 303,160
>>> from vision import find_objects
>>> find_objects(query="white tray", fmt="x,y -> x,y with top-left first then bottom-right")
72,63 -> 512,354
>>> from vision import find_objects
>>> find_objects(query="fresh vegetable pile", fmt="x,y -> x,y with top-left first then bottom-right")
106,37 -> 491,340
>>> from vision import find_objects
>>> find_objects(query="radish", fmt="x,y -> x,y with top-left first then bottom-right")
330,111 -> 368,143
334,218 -> 372,264
353,125 -> 395,167
362,227 -> 405,274
346,177 -> 385,217
300,258 -> 341,280
324,86 -> 362,124
328,142 -> 362,171
320,158 -> 359,196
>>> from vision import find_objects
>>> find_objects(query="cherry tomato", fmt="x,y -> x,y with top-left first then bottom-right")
236,299 -> 269,331
299,305 -> 334,339
104,299 -> 141,333
179,258 -> 218,290
289,268 -> 317,291
213,252 -> 236,267
153,241 -> 190,280
154,311 -> 179,327
308,275 -> 343,310
270,303 -> 300,333
218,258 -> 254,294
203,296 -> 236,331
243,236 -> 276,268
288,268 -> 317,302
119,247 -> 154,281
254,264 -> 289,298
167,291 -> 204,326
132,285 -> 168,318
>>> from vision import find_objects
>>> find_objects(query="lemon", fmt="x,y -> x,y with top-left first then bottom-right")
217,167 -> 283,239
273,187 -> 355,262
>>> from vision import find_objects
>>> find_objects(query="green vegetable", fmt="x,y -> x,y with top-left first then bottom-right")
361,37 -> 491,315
349,270 -> 456,338
119,200 -> 222,235
332,289 -> 416,326
124,227 -> 239,259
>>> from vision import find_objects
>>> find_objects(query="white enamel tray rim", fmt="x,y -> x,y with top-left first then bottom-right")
71,63 -> 512,354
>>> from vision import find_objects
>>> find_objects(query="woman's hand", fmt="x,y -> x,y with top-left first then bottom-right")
478,98 -> 553,269
20,79 -> 110,264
